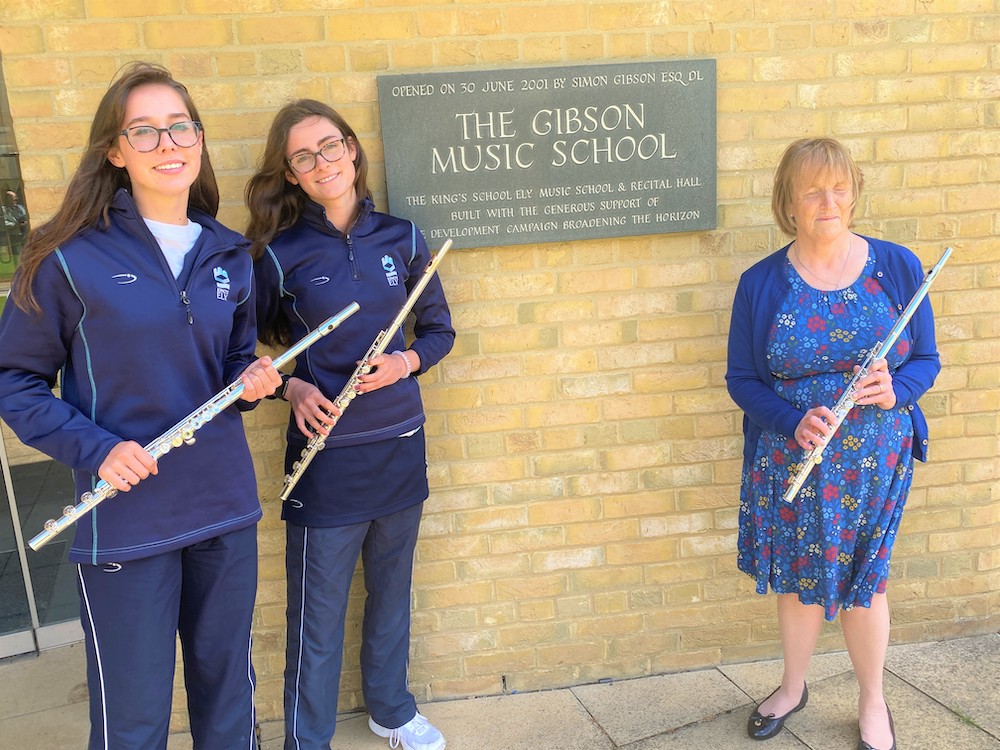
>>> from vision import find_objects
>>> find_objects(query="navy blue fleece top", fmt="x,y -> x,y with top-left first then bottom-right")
254,197 -> 455,447
0,189 -> 262,563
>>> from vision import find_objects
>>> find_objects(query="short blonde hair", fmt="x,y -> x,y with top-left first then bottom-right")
772,137 -> 865,236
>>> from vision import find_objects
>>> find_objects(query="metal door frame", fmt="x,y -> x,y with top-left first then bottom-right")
0,425 -> 84,658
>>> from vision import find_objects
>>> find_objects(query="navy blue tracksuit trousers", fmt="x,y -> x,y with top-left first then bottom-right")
283,502 -> 423,750
77,525 -> 258,750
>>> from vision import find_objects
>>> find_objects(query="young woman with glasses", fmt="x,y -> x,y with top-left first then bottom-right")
245,100 -> 454,750
0,62 -> 281,749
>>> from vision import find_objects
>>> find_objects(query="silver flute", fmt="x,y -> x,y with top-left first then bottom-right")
279,239 -> 452,503
782,246 -> 952,504
28,301 -> 361,551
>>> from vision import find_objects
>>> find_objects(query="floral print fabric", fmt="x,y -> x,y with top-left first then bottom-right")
738,247 -> 915,620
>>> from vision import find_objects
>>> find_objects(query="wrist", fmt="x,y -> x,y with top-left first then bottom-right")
393,350 -> 412,378
276,373 -> 292,400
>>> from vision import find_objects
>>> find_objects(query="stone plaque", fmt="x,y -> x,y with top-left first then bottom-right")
377,59 -> 716,248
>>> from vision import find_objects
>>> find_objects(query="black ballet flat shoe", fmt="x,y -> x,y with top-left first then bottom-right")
857,703 -> 897,750
747,682 -> 809,740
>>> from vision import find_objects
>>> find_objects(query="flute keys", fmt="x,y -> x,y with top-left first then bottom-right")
44,519 -> 57,531
172,434 -> 184,447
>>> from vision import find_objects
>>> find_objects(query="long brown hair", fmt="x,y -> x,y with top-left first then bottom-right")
244,99 -> 371,261
11,62 -> 219,313
245,99 -> 371,346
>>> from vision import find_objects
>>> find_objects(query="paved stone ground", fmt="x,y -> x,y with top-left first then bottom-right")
2,633 -> 997,749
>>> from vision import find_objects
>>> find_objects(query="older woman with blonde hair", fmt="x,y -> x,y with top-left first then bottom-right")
726,137 -> 941,750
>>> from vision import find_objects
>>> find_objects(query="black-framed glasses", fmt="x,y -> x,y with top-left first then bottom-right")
118,121 -> 203,152
286,138 -> 348,174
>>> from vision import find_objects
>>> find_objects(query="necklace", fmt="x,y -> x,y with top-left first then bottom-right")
793,235 -> 853,290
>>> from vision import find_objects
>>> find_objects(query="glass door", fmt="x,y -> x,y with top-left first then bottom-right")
0,54 -> 83,651
0,424 -> 36,657
1,51 -> 27,287
0,419 -> 85,656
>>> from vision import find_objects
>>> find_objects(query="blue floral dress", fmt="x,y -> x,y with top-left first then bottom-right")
737,247 -> 916,620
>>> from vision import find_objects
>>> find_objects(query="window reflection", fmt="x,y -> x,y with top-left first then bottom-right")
1,52 -> 27,287
1,181 -> 28,275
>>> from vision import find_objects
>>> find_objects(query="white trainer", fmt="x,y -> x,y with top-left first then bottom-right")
368,712 -> 446,750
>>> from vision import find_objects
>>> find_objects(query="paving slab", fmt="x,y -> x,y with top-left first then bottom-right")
777,670 -> 884,750
330,691 -> 614,750
622,703 -> 809,749
718,649 -> 855,702
885,633 -> 1000,740
884,674 -> 1000,750
571,669 -> 749,746
0,642 -> 87,720
0,698 -> 89,748
780,670 -> 1000,750
5,634 -> 1000,750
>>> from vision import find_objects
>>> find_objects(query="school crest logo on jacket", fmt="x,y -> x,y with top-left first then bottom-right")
381,255 -> 399,287
214,267 -> 231,301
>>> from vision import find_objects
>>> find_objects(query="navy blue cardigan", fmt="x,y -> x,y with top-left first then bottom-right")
726,236 -> 940,464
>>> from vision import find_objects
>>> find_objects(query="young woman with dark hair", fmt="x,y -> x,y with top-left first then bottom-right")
246,99 -> 454,750
0,62 -> 280,749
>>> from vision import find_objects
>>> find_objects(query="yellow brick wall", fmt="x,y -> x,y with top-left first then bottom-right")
2,0 -> 998,728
